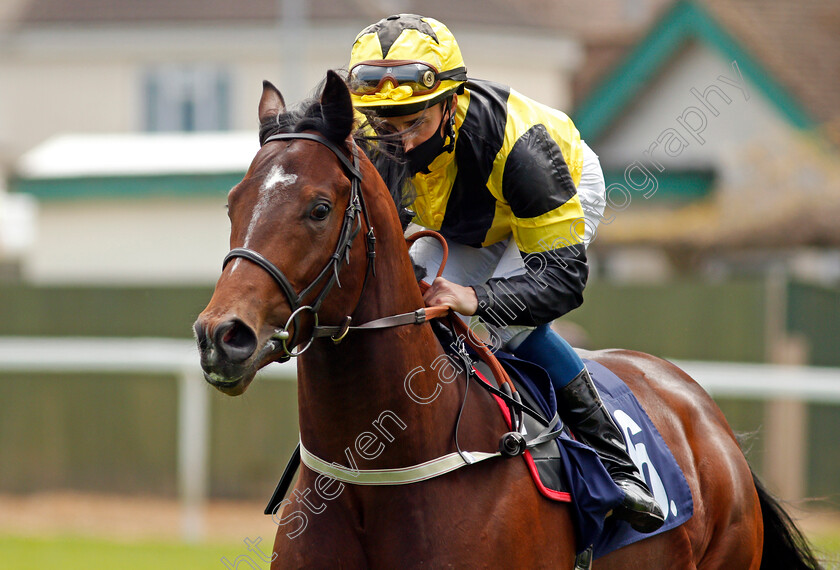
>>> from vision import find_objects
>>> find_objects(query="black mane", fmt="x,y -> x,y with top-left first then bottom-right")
258,93 -> 415,230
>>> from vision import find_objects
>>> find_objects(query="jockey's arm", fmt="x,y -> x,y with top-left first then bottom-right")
427,123 -> 589,326
422,241 -> 587,326
423,277 -> 479,315
422,231 -> 587,328
471,243 -> 587,326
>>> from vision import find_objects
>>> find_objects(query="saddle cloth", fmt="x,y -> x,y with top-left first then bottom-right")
473,349 -> 694,557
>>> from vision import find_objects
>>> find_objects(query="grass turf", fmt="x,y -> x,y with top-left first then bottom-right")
0,535 -> 272,570
2,532 -> 838,569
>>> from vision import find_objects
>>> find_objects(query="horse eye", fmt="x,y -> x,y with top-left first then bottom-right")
310,203 -> 331,221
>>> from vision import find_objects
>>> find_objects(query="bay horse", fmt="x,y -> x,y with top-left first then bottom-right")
194,71 -> 821,569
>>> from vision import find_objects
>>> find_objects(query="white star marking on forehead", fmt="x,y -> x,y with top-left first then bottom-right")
231,164 -> 299,272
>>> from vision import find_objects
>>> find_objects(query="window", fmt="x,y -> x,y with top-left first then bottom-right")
144,65 -> 230,132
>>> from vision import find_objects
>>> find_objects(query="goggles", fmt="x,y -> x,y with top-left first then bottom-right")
348,60 -> 466,96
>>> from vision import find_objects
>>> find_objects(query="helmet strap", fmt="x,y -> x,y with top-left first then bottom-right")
441,96 -> 457,153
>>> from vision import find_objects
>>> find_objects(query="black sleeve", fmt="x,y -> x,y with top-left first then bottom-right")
471,243 -> 588,327
469,122 -> 588,327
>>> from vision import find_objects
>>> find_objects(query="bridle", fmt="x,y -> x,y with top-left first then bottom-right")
222,132 -> 450,359
223,132 -> 377,358
226,135 -> 561,512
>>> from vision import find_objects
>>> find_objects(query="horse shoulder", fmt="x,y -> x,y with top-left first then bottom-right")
271,473 -> 367,569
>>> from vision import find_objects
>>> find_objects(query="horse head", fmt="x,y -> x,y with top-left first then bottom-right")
194,71 -> 407,395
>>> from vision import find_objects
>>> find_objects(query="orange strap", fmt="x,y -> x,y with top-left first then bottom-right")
405,230 -> 449,281
423,305 -> 452,320
408,230 -> 516,392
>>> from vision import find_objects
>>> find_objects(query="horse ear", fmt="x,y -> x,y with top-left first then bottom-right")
259,80 -> 286,123
320,70 -> 354,142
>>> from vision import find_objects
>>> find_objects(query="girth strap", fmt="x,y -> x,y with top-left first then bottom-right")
298,440 -> 501,485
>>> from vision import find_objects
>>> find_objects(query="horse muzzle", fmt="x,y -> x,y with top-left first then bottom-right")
193,317 -> 268,394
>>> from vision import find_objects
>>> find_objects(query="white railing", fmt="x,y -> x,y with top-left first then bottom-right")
2,337 -> 839,541
0,337 -> 295,542
672,359 -> 840,402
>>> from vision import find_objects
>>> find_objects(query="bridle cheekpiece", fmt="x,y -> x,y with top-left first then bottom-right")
222,132 -> 376,358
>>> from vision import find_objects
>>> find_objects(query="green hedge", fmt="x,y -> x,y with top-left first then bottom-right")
0,280 -> 768,363
2,279 -> 838,501
0,283 -> 214,338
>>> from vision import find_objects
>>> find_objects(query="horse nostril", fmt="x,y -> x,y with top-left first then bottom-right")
194,321 -> 210,351
214,319 -> 258,363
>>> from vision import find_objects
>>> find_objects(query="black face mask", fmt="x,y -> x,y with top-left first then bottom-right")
405,101 -> 456,175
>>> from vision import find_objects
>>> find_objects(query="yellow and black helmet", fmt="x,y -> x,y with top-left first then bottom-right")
348,14 -> 467,117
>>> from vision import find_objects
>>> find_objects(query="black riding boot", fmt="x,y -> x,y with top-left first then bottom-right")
557,367 -> 665,533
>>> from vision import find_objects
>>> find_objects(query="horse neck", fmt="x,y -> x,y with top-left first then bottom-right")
296,163 -> 466,466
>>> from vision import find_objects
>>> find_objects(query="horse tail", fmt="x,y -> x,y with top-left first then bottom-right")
754,470 -> 823,570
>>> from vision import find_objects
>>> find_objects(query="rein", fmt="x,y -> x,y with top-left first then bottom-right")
310,230 -> 451,341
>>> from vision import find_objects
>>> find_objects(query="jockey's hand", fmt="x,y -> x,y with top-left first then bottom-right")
423,277 -> 478,316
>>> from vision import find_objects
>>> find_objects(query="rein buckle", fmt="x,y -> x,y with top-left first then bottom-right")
331,316 -> 353,344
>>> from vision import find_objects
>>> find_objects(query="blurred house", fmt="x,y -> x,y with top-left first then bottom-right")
3,0 -> 837,285
0,0 -> 588,283
573,0 -> 840,283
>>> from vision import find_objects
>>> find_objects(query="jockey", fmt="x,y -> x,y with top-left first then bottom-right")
347,14 -> 664,533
